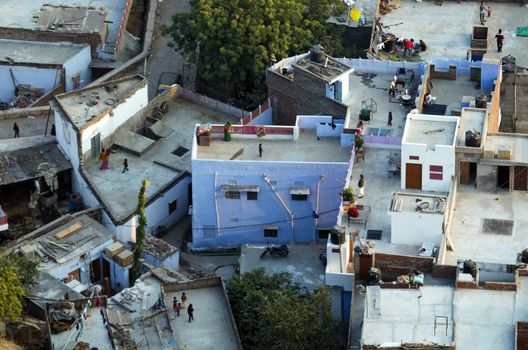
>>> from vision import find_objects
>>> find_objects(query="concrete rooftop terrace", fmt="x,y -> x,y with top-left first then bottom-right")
3,0 -> 128,48
381,0 -> 528,67
404,115 -> 458,147
195,128 -> 352,163
343,71 -> 409,137
363,285 -> 454,346
0,39 -> 88,65
445,187 -> 528,265
430,74 -> 483,116
457,108 -> 486,148
55,75 -> 145,130
485,133 -> 528,164
163,279 -> 242,350
390,192 -> 447,214
84,97 -> 239,222
294,55 -> 353,82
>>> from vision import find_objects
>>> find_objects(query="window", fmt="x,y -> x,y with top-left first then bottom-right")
91,133 -> 101,159
225,191 -> 240,199
172,146 -> 189,157
168,199 -> 178,214
291,194 -> 308,201
264,226 -> 278,238
430,165 -> 443,180
318,229 -> 331,240
203,225 -> 216,239
247,191 -> 258,200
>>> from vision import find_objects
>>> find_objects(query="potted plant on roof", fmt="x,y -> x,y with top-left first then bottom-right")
341,187 -> 355,206
224,121 -> 232,141
355,133 -> 364,151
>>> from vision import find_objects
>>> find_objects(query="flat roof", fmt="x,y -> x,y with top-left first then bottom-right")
379,1 -> 528,67
3,0 -> 128,49
485,133 -> 528,164
195,129 -> 351,163
0,39 -> 88,65
83,95 -> 239,223
31,215 -> 114,269
293,55 -> 353,82
55,75 -> 145,130
390,192 -> 447,215
362,285 -> 454,346
144,235 -> 178,260
404,115 -> 458,147
445,187 -> 528,265
457,108 -> 486,148
28,272 -> 83,309
343,71 -> 413,138
0,140 -> 71,185
162,278 -> 242,349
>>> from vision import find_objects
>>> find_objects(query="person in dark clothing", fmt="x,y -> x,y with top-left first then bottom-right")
495,29 -> 504,52
387,112 -> 393,127
50,124 -> 56,136
187,304 -> 194,323
479,2 -> 486,25
258,144 -> 263,158
13,122 -> 20,138
358,174 -> 365,198
122,158 -> 129,173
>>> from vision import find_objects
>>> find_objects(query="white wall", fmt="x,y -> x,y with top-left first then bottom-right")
0,65 -> 59,102
63,45 -> 92,92
44,238 -> 114,284
143,249 -> 180,268
80,85 -> 148,156
401,143 -> 455,192
389,211 -> 444,246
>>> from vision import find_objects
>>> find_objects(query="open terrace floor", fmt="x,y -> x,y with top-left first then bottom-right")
343,72 -> 410,138
381,0 -> 528,67
444,186 -> 528,265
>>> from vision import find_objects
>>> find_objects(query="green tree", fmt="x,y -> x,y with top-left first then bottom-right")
227,268 -> 341,350
131,179 -> 148,284
162,0 -> 343,103
0,252 -> 40,320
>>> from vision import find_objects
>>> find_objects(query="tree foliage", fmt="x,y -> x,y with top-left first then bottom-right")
162,0 -> 344,102
131,179 -> 148,284
226,268 -> 341,350
0,252 -> 39,321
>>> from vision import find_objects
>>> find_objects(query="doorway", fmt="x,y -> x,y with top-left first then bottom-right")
91,133 -> 101,159
406,163 -> 422,189
460,161 -> 477,185
497,166 -> 510,189
91,258 -> 102,283
514,166 -> 528,191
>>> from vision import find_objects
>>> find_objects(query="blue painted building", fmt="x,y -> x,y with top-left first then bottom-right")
191,118 -> 353,248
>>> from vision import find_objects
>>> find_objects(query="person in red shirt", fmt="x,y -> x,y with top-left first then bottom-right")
404,39 -> 414,57
495,29 -> 504,52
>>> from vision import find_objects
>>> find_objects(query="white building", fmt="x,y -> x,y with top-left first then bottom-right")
401,114 -> 459,192
0,39 -> 91,106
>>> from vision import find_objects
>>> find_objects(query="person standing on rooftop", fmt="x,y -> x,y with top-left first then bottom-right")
495,29 -> 504,52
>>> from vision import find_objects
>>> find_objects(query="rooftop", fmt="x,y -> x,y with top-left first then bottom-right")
404,115 -> 458,148
0,139 -> 71,185
0,109 -> 50,140
3,0 -> 129,50
240,244 -> 326,292
144,235 -> 178,260
162,277 -> 243,349
457,108 -> 487,148
444,187 -> 528,265
27,272 -> 84,309
30,215 -> 114,269
362,285 -> 454,346
83,95 -> 240,223
342,70 -> 417,138
429,74 -> 483,116
380,0 -> 528,67
0,39 -> 89,66
293,55 -> 353,82
389,192 -> 447,215
195,128 -> 352,163
485,133 -> 528,164
55,75 -> 146,130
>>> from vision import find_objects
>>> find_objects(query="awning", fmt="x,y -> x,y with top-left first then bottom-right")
289,186 -> 310,195
220,184 -> 260,192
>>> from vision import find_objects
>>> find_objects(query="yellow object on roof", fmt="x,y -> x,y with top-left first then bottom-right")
350,8 -> 361,22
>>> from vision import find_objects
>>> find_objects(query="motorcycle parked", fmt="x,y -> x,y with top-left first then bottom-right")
260,244 -> 289,258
